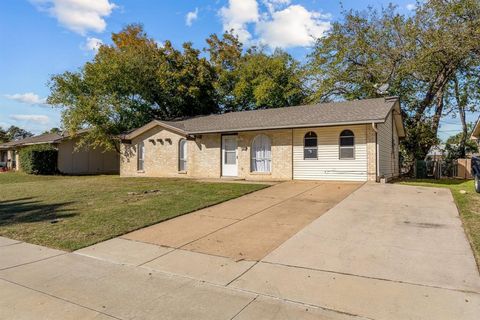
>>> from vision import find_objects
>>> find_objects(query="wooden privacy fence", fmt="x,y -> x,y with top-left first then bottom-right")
413,159 -> 473,179
456,158 -> 473,179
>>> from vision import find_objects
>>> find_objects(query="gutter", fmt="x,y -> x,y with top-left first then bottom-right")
188,119 -> 386,135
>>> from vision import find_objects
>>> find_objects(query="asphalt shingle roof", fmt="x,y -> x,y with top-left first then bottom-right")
160,97 -> 398,134
0,132 -> 63,149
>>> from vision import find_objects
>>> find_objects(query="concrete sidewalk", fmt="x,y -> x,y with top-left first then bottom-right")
0,237 -> 363,320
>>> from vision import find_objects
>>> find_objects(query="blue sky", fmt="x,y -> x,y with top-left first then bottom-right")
0,0 -> 476,140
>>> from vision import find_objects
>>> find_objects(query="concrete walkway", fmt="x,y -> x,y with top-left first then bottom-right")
1,182 -> 480,319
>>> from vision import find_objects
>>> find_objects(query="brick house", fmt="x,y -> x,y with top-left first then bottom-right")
120,97 -> 405,182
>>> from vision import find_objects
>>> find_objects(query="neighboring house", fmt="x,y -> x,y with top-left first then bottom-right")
472,117 -> 480,152
0,131 -> 119,174
426,144 -> 446,161
120,97 -> 405,182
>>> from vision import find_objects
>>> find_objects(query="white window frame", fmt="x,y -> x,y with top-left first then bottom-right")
179,139 -> 187,172
137,142 -> 145,171
251,134 -> 272,173
339,130 -> 355,160
304,131 -> 318,159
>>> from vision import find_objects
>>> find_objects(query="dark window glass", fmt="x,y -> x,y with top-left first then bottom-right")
339,130 -> 354,159
304,132 -> 317,159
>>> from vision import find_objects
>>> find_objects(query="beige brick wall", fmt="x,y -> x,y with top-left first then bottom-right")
366,124 -> 377,181
120,127 -> 292,181
237,130 -> 292,181
190,133 -> 221,178
121,126 -> 196,178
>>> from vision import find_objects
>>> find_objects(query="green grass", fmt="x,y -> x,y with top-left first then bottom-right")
398,179 -> 480,269
0,173 -> 267,251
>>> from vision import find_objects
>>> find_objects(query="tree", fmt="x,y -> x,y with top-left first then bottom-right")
307,0 -> 480,160
5,126 -> 33,141
445,123 -> 479,155
43,127 -> 62,135
206,32 -> 306,112
0,127 -> 7,143
48,24 -> 218,151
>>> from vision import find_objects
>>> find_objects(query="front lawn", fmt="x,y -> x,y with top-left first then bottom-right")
398,179 -> 480,269
0,173 -> 267,251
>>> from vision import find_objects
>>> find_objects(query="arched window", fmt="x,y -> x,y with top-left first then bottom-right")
251,135 -> 272,172
339,130 -> 355,159
137,142 -> 145,171
179,139 -> 187,171
304,131 -> 317,159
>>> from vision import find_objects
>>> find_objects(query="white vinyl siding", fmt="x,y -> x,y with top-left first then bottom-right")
377,111 -> 399,179
293,125 -> 368,181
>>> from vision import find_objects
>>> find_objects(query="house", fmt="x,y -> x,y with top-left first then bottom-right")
120,97 -> 405,182
0,131 -> 119,174
472,116 -> 480,152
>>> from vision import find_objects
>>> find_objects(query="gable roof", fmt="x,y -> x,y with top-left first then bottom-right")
0,132 -> 63,149
0,129 -> 91,150
472,116 -> 480,140
125,97 -> 405,139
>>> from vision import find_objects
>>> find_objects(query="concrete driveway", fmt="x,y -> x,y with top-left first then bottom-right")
1,182 -> 479,319
122,180 -> 361,261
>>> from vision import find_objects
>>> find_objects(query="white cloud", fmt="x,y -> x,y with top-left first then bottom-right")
186,8 -> 199,27
218,1 -> 331,48
220,0 -> 259,43
10,114 -> 50,125
256,5 -> 330,48
5,93 -> 47,105
31,0 -> 116,35
406,3 -> 416,10
83,37 -> 103,51
262,0 -> 290,13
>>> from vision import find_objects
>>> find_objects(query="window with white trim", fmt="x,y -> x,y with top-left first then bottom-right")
251,134 -> 272,173
304,131 -> 317,159
179,139 -> 187,171
137,142 -> 145,171
339,130 -> 355,159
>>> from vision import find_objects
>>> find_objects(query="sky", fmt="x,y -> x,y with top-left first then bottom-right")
0,0 -> 477,140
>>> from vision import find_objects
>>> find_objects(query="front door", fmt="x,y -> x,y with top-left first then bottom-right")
222,135 -> 238,177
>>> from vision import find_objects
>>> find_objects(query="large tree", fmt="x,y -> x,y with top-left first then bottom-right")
206,32 -> 306,112
307,0 -> 480,160
48,24 -> 218,151
3,126 -> 33,141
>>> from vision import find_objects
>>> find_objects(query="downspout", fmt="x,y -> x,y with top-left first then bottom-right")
372,122 -> 379,182
291,128 -> 294,180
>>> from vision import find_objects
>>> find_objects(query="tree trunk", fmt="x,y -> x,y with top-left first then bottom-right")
454,76 -> 468,158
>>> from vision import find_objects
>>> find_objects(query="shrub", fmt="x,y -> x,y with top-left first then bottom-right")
19,144 -> 58,175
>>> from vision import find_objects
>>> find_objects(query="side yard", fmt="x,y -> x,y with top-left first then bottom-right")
399,179 -> 480,269
0,173 -> 266,251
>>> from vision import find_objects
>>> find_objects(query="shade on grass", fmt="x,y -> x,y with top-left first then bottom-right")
0,173 -> 267,251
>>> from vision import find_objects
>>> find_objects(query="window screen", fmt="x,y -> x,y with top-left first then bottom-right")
339,130 -> 354,159
304,131 -> 317,159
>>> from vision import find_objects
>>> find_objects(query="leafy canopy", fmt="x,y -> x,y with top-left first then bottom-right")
48,26 -> 306,151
